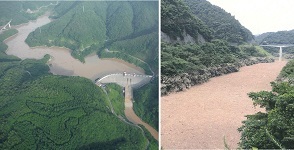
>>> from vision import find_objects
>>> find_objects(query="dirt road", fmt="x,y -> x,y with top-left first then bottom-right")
161,61 -> 287,149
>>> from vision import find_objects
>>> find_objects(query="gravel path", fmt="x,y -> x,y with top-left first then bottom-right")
161,61 -> 287,149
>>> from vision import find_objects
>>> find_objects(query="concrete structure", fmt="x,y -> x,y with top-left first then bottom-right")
96,73 -> 152,89
260,44 -> 294,61
0,20 -> 12,33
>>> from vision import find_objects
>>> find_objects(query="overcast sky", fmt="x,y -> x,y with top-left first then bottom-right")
206,0 -> 294,35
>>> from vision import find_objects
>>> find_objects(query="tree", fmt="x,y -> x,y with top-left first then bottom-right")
238,82 -> 294,149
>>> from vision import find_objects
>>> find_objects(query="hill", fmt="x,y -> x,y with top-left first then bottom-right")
0,1 -> 55,26
256,29 -> 294,45
0,29 -> 148,149
161,0 -> 212,44
25,1 -> 158,73
255,30 -> 294,58
184,0 -> 254,44
161,0 -> 272,95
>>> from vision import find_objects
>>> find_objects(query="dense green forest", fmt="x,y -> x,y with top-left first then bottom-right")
162,40 -> 270,76
161,0 -> 212,42
134,77 -> 159,130
184,0 -> 254,44
25,1 -> 158,74
238,60 -> 294,149
161,0 -> 271,77
0,1 -> 54,26
0,32 -> 150,149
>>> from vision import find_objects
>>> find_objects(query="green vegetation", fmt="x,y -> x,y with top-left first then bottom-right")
255,30 -> 294,57
184,0 -> 254,44
238,60 -> 294,149
25,1 -> 158,73
161,40 -> 271,76
0,48 -> 148,149
0,1 -> 54,26
100,49 -> 153,75
139,125 -> 158,150
161,0 -> 271,77
105,83 -> 125,117
239,83 -> 294,148
279,59 -> 294,80
0,29 -> 20,61
134,77 -> 159,131
257,29 -> 294,45
161,0 -> 212,42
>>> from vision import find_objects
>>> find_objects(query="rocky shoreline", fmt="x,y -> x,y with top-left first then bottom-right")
161,57 -> 275,95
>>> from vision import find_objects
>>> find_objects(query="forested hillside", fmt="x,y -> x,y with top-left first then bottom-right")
161,0 -> 271,77
238,60 -> 294,149
0,1 -> 54,26
0,31 -> 148,149
184,0 -> 254,44
161,0 -> 272,95
25,1 -> 158,73
255,30 -> 294,58
256,29 -> 294,45
161,0 -> 212,43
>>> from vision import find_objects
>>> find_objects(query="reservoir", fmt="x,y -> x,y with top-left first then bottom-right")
5,14 -> 144,80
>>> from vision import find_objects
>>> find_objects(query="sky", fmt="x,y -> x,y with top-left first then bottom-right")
206,0 -> 294,35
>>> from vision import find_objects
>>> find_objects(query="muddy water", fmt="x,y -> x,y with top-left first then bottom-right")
5,15 -> 144,80
161,61 -> 287,149
124,85 -> 159,141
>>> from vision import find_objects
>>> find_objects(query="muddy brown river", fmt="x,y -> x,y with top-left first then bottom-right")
161,61 -> 287,149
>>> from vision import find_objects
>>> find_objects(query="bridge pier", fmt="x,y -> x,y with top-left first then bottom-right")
279,47 -> 282,61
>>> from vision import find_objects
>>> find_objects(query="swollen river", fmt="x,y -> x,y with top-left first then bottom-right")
161,61 -> 287,149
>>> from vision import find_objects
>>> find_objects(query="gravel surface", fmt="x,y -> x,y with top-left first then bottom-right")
161,61 -> 287,149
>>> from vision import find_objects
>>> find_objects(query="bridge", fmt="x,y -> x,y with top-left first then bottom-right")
0,20 -> 12,33
260,44 -> 294,61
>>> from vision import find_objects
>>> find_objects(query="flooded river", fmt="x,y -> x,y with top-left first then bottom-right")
161,61 -> 287,149
5,15 -> 144,80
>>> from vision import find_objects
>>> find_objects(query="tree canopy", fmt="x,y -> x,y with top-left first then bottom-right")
239,60 -> 294,149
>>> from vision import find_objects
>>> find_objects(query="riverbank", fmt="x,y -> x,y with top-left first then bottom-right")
161,57 -> 274,95
161,60 -> 287,149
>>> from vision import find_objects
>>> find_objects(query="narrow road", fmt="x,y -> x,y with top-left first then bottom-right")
161,61 -> 287,149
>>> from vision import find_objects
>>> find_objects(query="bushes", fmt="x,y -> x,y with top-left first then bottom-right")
239,60 -> 294,149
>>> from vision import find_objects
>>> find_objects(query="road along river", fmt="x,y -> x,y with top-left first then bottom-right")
161,61 -> 287,149
4,14 -> 157,141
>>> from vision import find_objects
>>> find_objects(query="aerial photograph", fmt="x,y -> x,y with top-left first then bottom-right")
0,1 -> 158,149
161,0 -> 294,149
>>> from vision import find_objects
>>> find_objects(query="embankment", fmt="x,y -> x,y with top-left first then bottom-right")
161,57 -> 274,95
